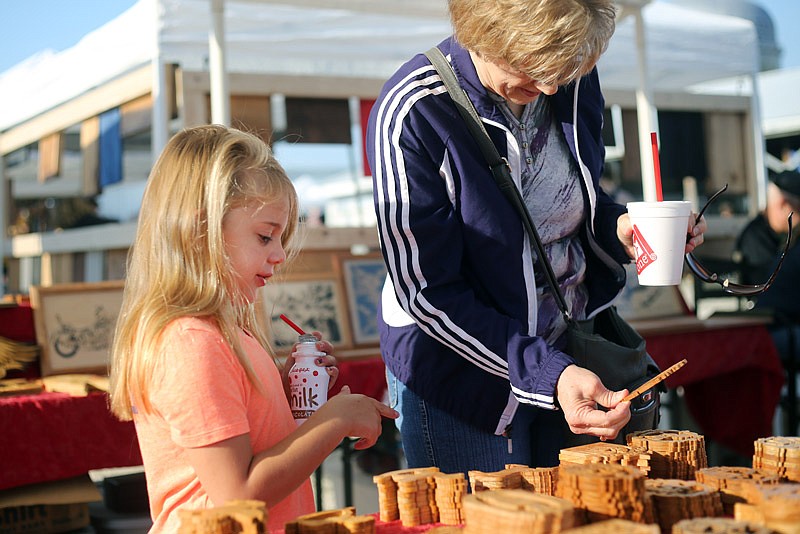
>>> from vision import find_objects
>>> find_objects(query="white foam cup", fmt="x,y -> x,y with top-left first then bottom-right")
626,201 -> 692,286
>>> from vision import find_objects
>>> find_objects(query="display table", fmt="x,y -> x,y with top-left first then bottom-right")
630,315 -> 784,457
0,316 -> 781,494
333,315 -> 784,460
0,391 -> 142,491
0,352 -> 386,494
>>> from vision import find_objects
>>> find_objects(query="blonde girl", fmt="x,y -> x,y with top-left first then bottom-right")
110,125 -> 395,533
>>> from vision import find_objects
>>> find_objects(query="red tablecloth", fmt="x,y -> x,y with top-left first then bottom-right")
0,391 -> 142,491
0,318 -> 779,492
0,358 -> 385,493
332,357 -> 388,402
642,320 -> 784,457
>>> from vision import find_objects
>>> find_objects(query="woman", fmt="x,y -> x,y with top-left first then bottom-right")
366,0 -> 706,474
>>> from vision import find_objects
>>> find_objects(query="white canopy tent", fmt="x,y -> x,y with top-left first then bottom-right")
0,0 -> 761,294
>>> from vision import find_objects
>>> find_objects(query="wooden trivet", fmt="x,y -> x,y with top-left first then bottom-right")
179,499 -> 266,534
627,429 -> 707,480
555,463 -> 648,523
505,464 -> 559,496
645,478 -> 722,532
462,489 -> 577,534
695,466 -> 780,515
672,517 -> 781,534
559,442 -> 651,477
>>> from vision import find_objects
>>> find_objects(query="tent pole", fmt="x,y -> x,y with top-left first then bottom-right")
0,152 -> 5,297
633,5 -> 659,202
152,0 -> 169,164
750,72 -> 767,213
209,0 -> 231,126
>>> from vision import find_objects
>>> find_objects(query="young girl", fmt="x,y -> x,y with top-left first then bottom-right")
109,125 -> 396,533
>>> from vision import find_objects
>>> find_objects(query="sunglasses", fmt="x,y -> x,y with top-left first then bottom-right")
684,184 -> 794,296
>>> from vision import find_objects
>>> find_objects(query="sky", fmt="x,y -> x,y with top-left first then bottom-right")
0,0 -> 798,75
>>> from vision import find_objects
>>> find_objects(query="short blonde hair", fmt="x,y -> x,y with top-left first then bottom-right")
448,0 -> 616,86
109,125 -> 299,420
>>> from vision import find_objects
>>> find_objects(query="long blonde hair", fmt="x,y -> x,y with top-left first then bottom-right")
109,125 -> 299,420
448,0 -> 616,87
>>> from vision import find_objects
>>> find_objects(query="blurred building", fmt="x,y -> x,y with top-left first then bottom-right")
668,0 -> 782,70
0,0 -> 763,294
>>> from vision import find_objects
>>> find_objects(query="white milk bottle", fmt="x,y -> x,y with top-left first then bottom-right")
288,333 -> 330,425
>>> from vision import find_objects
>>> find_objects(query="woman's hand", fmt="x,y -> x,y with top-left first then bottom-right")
617,211 -> 708,259
617,213 -> 636,260
556,364 -> 631,441
685,212 -> 707,254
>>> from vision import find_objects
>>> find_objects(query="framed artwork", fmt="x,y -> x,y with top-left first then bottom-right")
615,264 -> 690,320
340,256 -> 386,345
30,280 -> 125,376
261,275 -> 351,352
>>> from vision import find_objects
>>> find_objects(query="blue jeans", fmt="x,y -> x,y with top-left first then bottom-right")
386,369 -> 562,479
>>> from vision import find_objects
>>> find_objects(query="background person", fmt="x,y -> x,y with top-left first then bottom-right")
367,0 -> 706,476
109,125 -> 396,533
735,169 -> 800,286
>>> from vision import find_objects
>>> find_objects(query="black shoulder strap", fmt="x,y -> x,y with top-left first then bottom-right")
424,46 -> 572,320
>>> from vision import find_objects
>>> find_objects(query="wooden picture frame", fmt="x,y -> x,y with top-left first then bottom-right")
260,274 -> 351,352
339,255 -> 386,345
30,280 -> 125,376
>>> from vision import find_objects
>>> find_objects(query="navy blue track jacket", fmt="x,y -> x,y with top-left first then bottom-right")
367,37 -> 630,436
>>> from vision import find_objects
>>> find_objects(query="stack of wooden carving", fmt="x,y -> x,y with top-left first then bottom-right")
370,433 -> 800,534
373,467 -> 444,527
695,466 -> 781,515
178,500 -> 266,534
462,489 -> 576,533
626,430 -> 708,480
284,507 -> 376,534
0,334 -> 38,378
556,463 -> 649,524
469,465 -> 559,495
753,436 -> 800,482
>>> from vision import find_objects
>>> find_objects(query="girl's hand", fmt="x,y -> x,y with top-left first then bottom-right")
280,331 -> 339,403
307,331 -> 339,390
316,385 -> 399,450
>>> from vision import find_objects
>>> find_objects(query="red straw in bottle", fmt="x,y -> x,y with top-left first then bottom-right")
279,314 -> 306,335
650,132 -> 664,202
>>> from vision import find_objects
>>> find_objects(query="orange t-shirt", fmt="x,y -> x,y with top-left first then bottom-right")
133,317 -> 314,533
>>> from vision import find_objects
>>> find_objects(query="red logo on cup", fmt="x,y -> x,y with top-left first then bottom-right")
632,224 -> 658,274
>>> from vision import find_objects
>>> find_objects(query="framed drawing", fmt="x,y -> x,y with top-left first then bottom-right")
340,256 -> 386,345
261,275 -> 351,352
30,280 -> 125,376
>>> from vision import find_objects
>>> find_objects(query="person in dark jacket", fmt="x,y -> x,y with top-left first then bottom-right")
736,170 -> 800,286
366,0 -> 707,474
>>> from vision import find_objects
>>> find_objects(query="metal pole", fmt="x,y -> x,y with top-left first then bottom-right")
209,0 -> 231,126
634,6 -> 659,202
152,0 -> 169,163
750,72 -> 768,213
0,151 -> 5,297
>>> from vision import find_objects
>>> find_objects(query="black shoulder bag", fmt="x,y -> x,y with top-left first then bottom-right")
425,47 -> 663,446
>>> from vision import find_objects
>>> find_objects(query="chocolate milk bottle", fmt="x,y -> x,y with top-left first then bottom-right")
288,334 -> 330,425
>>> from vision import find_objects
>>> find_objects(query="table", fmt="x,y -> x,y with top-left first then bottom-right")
630,315 -> 785,458
0,391 -> 142,491
333,315 -> 785,460
0,316 -> 780,493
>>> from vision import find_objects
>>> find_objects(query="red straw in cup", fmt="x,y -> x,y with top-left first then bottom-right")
650,132 -> 664,202
279,314 -> 306,335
